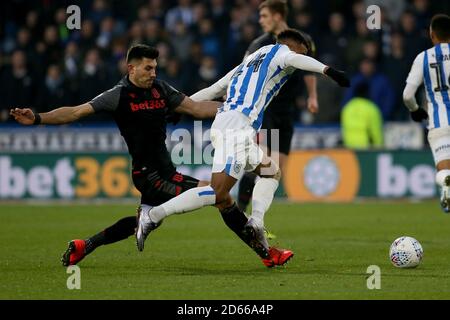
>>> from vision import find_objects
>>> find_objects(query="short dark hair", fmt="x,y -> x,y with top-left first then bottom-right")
259,0 -> 288,20
126,44 -> 159,63
431,14 -> 450,40
277,28 -> 309,50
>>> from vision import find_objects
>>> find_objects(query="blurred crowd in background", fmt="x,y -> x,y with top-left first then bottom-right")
1,0 -> 449,124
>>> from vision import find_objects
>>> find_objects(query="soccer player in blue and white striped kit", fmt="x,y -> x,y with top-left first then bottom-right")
403,14 -> 450,213
136,29 -> 350,266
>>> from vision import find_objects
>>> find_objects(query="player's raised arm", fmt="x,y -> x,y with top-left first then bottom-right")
10,103 -> 95,125
276,29 -> 350,87
283,53 -> 350,87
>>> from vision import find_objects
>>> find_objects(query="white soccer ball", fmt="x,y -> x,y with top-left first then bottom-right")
389,236 -> 424,268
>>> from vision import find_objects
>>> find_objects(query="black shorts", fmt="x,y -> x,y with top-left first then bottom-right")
132,168 -> 199,206
261,111 -> 294,155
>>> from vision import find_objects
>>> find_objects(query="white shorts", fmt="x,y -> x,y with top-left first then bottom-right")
428,127 -> 450,165
210,110 -> 264,180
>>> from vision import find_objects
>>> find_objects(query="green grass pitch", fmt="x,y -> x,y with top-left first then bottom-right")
1,201 -> 450,299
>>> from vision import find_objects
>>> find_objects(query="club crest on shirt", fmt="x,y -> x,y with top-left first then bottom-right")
234,162 -> 242,174
152,88 -> 161,99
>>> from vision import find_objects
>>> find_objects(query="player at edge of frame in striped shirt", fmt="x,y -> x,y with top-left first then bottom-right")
403,14 -> 450,213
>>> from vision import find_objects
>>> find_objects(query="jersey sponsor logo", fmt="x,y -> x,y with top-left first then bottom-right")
129,99 -> 166,112
434,144 -> 450,153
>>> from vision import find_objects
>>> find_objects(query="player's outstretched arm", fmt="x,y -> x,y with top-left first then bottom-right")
10,103 -> 95,125
285,53 -> 350,87
174,96 -> 222,119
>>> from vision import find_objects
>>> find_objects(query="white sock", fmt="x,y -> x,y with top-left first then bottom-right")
250,177 -> 279,226
436,170 -> 450,187
149,185 -> 216,224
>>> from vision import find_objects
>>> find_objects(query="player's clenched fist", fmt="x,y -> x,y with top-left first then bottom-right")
9,108 -> 36,125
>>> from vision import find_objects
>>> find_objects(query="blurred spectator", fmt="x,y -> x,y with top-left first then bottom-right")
25,10 -> 42,40
159,58 -> 187,91
343,59 -> 395,120
37,64 -> 70,112
399,10 -> 429,64
196,18 -> 220,62
210,0 -> 229,39
190,56 -> 219,93
96,17 -> 116,50
136,5 -> 151,22
128,21 -> 145,46
345,18 -> 374,73
42,25 -> 62,67
378,6 -> 394,57
230,23 -> 257,67
362,39 -> 381,63
313,57 -> 344,124
78,48 -> 109,104
0,50 -> 37,120
169,21 -> 194,61
78,20 -> 97,54
144,20 -> 164,47
54,8 -> 70,45
89,0 -> 112,26
165,0 -> 195,34
318,12 -> 349,70
226,5 -> 247,69
107,39 -> 128,81
341,81 -> 384,149
412,0 -> 433,32
64,41 -> 81,79
382,33 -> 411,121
148,0 -> 168,23
15,28 -> 33,53
292,10 -> 317,41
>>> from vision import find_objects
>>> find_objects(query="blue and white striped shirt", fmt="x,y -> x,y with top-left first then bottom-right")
221,44 -> 296,131
190,43 -> 327,131
406,43 -> 450,129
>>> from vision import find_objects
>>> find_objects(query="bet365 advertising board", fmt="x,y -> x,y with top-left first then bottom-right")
0,150 -> 436,201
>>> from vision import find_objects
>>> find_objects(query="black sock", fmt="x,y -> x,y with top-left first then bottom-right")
237,172 -> 257,211
221,203 -> 270,258
84,216 -> 136,254
220,203 -> 248,237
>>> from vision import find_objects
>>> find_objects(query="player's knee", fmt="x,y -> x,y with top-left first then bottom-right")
258,160 -> 281,181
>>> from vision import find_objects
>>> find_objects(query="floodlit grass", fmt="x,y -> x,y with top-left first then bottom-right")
1,201 -> 449,299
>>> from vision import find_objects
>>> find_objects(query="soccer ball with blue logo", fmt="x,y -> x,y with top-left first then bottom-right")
389,236 -> 424,268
